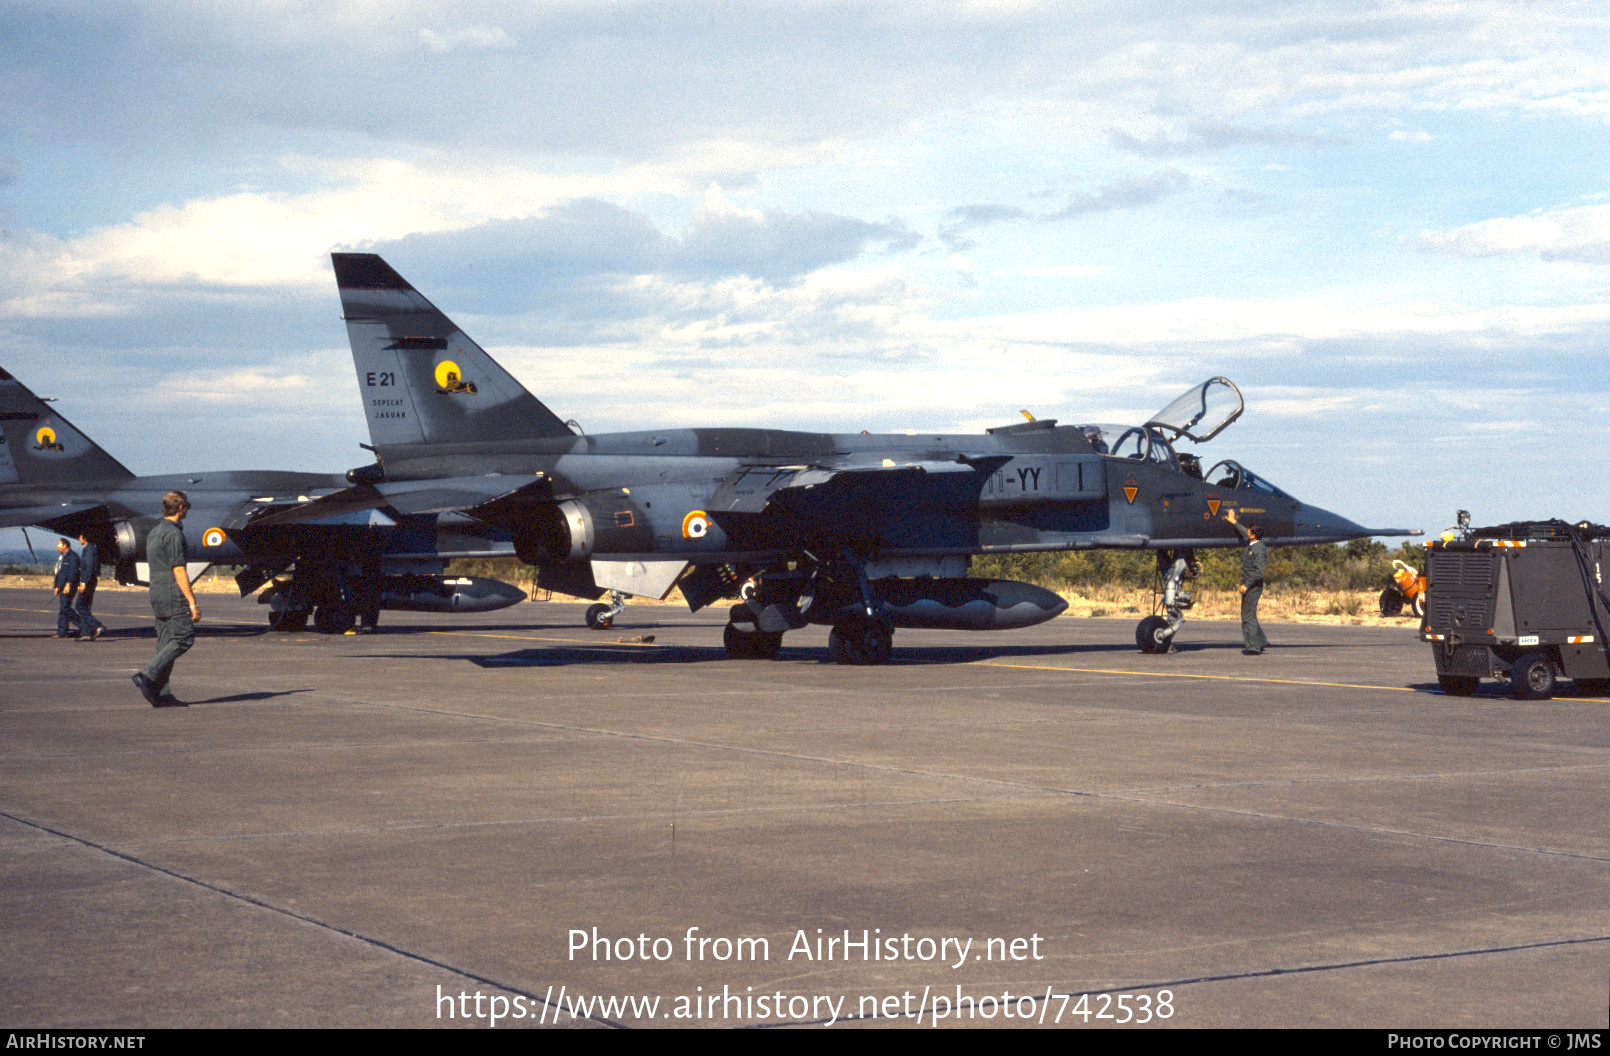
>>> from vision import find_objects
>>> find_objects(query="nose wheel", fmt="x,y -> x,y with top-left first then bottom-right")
1137,549 -> 1194,654
1135,614 -> 1172,654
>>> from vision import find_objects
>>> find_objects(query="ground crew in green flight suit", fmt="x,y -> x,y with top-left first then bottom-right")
132,490 -> 200,707
1224,507 -> 1267,655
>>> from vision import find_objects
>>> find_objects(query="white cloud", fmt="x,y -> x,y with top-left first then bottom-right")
1413,202 -> 1610,263
0,153 -> 905,317
418,25 -> 517,54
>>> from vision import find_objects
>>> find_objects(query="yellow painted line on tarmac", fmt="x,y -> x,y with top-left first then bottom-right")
428,630 -> 661,648
976,661 -> 1416,693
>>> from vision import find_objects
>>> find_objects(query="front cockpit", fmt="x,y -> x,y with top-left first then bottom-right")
1202,459 -> 1294,500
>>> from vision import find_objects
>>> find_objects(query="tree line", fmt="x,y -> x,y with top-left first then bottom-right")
445,539 -> 1420,596
968,538 -> 1421,593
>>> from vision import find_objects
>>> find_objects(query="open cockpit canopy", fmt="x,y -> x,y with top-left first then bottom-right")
1145,377 -> 1243,444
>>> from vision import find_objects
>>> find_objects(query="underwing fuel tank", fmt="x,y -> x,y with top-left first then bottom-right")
813,578 -> 1066,631
380,576 -> 526,614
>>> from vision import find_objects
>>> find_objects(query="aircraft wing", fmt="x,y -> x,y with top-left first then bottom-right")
0,503 -> 106,530
242,475 -> 547,528
708,456 -> 1009,551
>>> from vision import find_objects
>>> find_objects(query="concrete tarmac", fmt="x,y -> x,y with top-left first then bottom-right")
1,587 -> 1606,1029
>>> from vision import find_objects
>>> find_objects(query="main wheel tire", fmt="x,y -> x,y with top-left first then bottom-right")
829,619 -> 893,665
1438,675 -> 1479,696
724,623 -> 782,659
1511,651 -> 1556,700
313,605 -> 355,635
1574,678 -> 1608,698
268,607 -> 308,633
585,603 -> 613,630
1378,588 -> 1404,617
1135,614 -> 1171,653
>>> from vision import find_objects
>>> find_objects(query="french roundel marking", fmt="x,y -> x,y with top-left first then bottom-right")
681,510 -> 711,539
202,527 -> 226,549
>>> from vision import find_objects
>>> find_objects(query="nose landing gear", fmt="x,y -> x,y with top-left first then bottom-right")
1137,549 -> 1196,654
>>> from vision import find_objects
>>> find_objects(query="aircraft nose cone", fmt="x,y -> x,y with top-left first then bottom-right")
1293,504 -> 1370,543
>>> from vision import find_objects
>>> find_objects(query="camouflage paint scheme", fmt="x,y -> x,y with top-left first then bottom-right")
252,254 -> 1415,662
0,367 -> 524,630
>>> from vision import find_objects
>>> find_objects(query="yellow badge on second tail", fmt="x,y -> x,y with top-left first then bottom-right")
434,360 -> 478,395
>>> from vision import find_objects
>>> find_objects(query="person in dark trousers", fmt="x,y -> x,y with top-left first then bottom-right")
74,532 -> 105,641
132,491 -> 200,707
1224,507 -> 1268,655
51,538 -> 81,639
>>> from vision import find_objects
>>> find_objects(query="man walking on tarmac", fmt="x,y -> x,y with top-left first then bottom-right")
132,490 -> 200,707
74,532 -> 104,642
50,538 -> 80,639
1225,507 -> 1268,655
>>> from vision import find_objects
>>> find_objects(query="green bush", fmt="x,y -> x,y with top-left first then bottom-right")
970,540 -> 1423,593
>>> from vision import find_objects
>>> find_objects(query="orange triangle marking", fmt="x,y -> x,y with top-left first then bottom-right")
1123,485 -> 1138,504
1207,497 -> 1221,516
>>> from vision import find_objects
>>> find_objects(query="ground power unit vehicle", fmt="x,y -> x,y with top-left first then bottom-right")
1422,520 -> 1610,699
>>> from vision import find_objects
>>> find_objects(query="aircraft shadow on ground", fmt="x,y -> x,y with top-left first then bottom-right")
357,645 -> 726,668
362,637 -> 1267,669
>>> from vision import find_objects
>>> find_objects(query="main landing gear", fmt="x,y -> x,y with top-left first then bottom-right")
262,566 -> 375,635
723,604 -> 784,659
718,556 -> 897,665
826,615 -> 894,665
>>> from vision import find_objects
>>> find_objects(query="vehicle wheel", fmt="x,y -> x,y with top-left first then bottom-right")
1575,679 -> 1608,698
1412,594 -> 1426,618
313,605 -> 355,634
1378,588 -> 1403,617
1511,651 -> 1556,700
1437,675 -> 1479,696
1135,614 -> 1171,653
585,603 -> 613,630
829,618 -> 893,665
268,607 -> 308,633
724,623 -> 782,660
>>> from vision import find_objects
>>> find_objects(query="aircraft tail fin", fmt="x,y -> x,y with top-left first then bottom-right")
0,367 -> 135,488
331,253 -> 576,449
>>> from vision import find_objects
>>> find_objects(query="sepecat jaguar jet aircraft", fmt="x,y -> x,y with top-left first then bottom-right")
0,366 -> 526,632
256,252 -> 1417,664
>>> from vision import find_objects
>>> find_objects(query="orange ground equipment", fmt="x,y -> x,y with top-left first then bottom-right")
1379,558 -> 1426,617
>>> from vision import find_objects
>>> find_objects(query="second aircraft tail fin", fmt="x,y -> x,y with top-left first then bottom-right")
0,367 -> 135,488
331,253 -> 576,449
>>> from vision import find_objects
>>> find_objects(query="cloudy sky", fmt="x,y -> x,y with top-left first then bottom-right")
3,0 -> 1607,544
